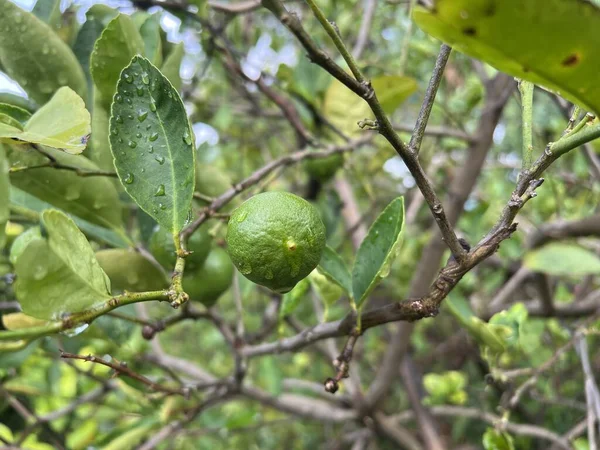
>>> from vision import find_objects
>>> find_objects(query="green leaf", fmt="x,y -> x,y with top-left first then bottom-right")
413,0 -> 600,115
0,88 -> 91,154
323,76 -> 417,136
483,428 -> 515,450
6,144 -> 125,231
446,295 -> 506,353
0,104 -> 31,125
89,89 -> 113,171
318,246 -> 352,297
139,15 -> 163,67
91,13 -> 145,108
280,278 -> 310,318
0,146 -> 8,249
352,197 -> 405,307
96,249 -> 168,293
0,0 -> 87,105
9,226 -> 41,265
161,42 -> 185,92
109,56 -> 195,234
524,242 -> 600,276
13,210 -> 111,320
32,0 -> 61,30
423,371 -> 468,406
9,187 -> 129,248
309,270 -> 344,317
72,18 -> 105,96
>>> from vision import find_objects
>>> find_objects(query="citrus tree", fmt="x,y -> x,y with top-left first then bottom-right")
1,0 -> 600,448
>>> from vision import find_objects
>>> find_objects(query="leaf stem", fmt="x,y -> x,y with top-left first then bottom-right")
518,79 -> 534,171
303,0 -> 365,83
170,233 -> 190,308
0,290 -> 169,343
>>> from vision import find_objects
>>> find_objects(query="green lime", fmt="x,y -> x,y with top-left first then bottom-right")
194,163 -> 240,210
303,149 -> 344,181
149,224 -> 211,271
183,247 -> 234,307
226,191 -> 326,293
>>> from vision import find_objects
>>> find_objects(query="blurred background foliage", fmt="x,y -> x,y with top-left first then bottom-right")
0,0 -> 599,449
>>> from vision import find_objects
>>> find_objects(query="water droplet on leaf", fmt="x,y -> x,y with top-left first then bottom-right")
124,173 -> 134,184
149,132 -> 159,141
128,140 -> 137,148
137,110 -> 148,122
154,184 -> 166,196
155,155 -> 165,165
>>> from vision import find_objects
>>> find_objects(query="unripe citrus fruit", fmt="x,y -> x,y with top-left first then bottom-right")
149,225 -> 211,271
183,247 -> 233,307
226,191 -> 326,293
304,150 -> 344,181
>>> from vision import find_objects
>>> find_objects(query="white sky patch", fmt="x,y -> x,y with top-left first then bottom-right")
242,33 -> 298,81
493,123 -> 506,145
193,122 -> 219,147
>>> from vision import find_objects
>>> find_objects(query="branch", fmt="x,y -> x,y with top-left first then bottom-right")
393,405 -> 572,450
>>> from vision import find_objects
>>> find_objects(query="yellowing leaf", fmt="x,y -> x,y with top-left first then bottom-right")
0,88 -> 91,154
323,75 -> 417,136
414,0 -> 600,114
2,312 -> 49,330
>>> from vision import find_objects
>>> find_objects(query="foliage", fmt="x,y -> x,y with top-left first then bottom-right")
0,0 -> 599,449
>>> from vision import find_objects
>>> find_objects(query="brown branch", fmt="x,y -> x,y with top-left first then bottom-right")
393,405 -> 572,449
60,351 -> 185,396
182,136 -> 372,239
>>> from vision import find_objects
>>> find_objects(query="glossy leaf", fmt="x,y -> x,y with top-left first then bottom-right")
109,56 -> 195,234
0,0 -> 87,105
323,76 -> 417,136
6,144 -> 125,231
0,88 -> 91,154
352,197 -> 405,307
0,145 -> 8,249
96,249 -> 168,293
414,0 -> 600,114
91,13 -> 144,108
0,114 -> 23,130
9,188 -> 129,249
0,104 -> 31,125
524,242 -> 600,276
161,42 -> 185,92
13,210 -> 111,320
139,15 -> 163,66
317,245 -> 352,297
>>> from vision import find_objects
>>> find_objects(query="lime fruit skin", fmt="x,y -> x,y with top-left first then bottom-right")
304,152 -> 344,181
184,247 -> 234,308
226,191 -> 327,293
149,224 -> 211,272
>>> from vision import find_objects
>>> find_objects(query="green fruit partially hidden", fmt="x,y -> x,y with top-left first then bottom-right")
96,249 -> 168,293
304,150 -> 344,181
226,191 -> 326,293
183,247 -> 234,307
149,224 -> 211,272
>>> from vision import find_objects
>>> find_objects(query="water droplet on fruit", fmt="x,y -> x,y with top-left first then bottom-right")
124,173 -> 134,184
239,263 -> 252,275
149,132 -> 159,141
154,184 -> 165,196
